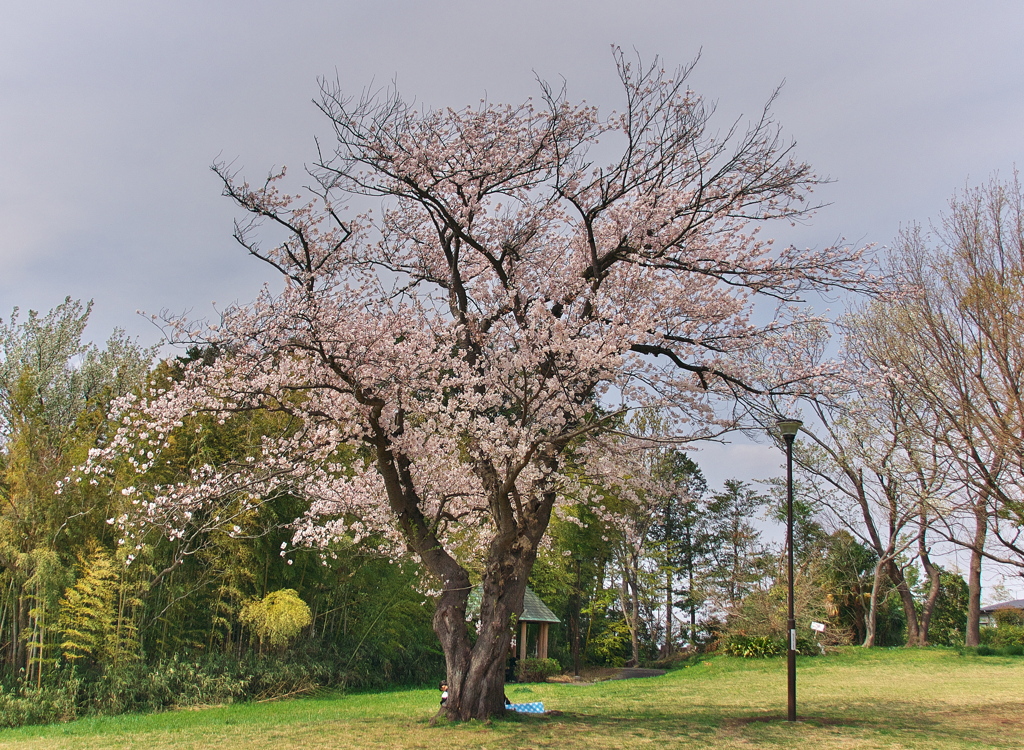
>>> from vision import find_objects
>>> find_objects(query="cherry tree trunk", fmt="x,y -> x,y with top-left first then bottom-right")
432,533 -> 544,720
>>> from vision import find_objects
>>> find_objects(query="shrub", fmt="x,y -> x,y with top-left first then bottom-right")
928,624 -> 964,647
1000,644 -> 1024,656
0,635 -> 440,728
0,682 -> 78,729
720,633 -> 821,658
924,569 -> 969,646
240,589 -> 313,649
80,652 -> 334,715
515,658 -> 560,683
721,634 -> 784,658
993,608 -> 1024,627
986,623 -> 1024,648
975,645 -> 997,656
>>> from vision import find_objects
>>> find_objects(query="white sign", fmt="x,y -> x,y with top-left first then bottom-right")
810,621 -> 826,632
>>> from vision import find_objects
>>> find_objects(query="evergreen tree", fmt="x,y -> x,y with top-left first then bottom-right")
706,480 -> 771,612
649,451 -> 709,648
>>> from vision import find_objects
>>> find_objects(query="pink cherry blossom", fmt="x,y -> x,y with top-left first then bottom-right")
77,50 -> 872,720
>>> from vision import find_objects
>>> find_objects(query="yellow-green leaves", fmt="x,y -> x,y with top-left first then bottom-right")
239,589 -> 312,649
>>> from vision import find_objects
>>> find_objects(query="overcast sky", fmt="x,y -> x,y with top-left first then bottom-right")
3,1 -> 1023,535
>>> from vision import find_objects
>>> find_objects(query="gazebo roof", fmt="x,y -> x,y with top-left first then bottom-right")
521,588 -> 560,624
465,586 -> 560,624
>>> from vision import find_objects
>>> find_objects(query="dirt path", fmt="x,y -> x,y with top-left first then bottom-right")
552,667 -> 667,684
608,667 -> 666,680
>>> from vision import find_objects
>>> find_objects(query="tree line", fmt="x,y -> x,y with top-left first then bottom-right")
0,263 -> 997,723
0,302 -> 979,673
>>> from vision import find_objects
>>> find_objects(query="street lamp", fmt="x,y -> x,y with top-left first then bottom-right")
776,417 -> 802,723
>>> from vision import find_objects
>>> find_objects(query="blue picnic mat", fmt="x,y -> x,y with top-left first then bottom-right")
509,701 -> 544,714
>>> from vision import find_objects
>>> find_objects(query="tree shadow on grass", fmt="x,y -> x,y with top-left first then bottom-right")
424,691 -> 1024,750
500,700 -> 1024,749
466,701 -> 1010,748
725,715 -> 868,727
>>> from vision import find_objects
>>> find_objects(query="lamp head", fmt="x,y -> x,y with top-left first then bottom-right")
775,418 -> 803,438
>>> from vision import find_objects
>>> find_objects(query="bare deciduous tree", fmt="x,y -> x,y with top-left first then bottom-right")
853,174 -> 1024,645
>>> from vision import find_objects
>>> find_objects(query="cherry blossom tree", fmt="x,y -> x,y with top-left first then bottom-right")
81,51 -> 869,719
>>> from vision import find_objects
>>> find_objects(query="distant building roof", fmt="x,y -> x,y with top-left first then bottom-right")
980,599 -> 1024,613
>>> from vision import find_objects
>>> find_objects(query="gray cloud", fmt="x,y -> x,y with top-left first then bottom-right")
2,0 -> 1021,345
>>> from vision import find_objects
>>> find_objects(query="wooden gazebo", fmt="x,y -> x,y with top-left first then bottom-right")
466,586 -> 560,660
517,588 -> 560,660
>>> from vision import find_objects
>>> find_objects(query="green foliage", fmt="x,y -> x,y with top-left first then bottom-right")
1,644 -> 431,729
240,589 -> 312,649
926,569 -> 969,646
0,299 -> 152,687
764,477 -> 829,564
648,451 -> 711,646
0,301 -> 450,729
0,680 -> 78,728
720,634 -> 784,658
992,607 -> 1024,626
815,531 -> 876,644
0,299 -> 153,550
719,632 -> 821,658
873,586 -> 909,647
59,549 -> 123,664
705,480 -> 771,611
580,593 -> 632,666
981,623 -> 1024,647
81,652 -> 331,714
530,496 -> 622,668
515,658 -> 560,683
720,547 -> 853,653
16,548 -> 75,685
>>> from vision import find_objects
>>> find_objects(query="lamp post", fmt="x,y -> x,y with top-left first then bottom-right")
776,417 -> 802,723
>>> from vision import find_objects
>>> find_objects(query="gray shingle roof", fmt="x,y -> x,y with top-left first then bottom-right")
465,586 -> 560,623
521,588 -> 560,623
980,598 -> 1024,613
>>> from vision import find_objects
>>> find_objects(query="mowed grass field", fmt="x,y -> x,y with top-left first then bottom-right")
0,648 -> 1021,749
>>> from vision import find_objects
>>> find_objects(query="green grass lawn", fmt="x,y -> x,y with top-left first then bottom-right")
0,648 -> 1021,749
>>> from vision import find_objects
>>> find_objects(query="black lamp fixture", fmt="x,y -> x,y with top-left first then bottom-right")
776,417 -> 802,722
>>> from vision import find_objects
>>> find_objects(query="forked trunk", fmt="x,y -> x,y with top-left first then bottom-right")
376,416 -> 558,721
433,531 -> 545,720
